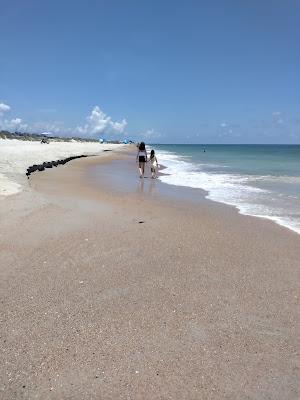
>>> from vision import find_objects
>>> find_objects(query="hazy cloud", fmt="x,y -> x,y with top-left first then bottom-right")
10,118 -> 26,128
31,121 -> 65,134
139,129 -> 161,140
0,102 -> 10,114
0,102 -> 28,132
272,111 -> 284,125
37,107 -> 57,114
1,117 -> 28,131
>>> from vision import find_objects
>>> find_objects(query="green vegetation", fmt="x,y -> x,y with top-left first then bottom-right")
0,130 -> 101,143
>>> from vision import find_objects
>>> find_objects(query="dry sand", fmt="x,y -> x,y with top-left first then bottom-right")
0,138 -> 124,196
1,149 -> 299,399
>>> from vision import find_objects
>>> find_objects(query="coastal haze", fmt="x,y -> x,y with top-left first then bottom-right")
1,1 -> 300,399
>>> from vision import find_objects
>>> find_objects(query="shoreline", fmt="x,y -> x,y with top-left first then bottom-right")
87,150 -> 300,238
154,144 -> 300,236
1,151 -> 300,399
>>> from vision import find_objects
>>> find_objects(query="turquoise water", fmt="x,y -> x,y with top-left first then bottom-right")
152,145 -> 300,234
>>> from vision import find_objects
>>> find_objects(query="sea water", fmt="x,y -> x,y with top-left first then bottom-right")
153,144 -> 300,234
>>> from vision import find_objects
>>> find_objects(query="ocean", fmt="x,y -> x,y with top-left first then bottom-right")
152,144 -> 300,235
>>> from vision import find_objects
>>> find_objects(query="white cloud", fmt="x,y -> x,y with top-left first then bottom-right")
0,102 -> 165,141
0,113 -> 59,134
0,102 -> 10,114
220,122 -> 227,128
272,111 -> 281,116
10,118 -> 22,126
0,103 -> 129,137
76,106 -> 127,137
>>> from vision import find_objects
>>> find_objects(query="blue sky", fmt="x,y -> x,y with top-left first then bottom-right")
1,0 -> 300,143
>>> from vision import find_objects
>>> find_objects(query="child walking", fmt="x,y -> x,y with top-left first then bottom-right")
149,149 -> 159,178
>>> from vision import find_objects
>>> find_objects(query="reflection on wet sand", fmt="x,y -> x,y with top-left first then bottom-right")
137,178 -> 157,196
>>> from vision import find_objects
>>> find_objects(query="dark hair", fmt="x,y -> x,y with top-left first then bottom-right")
150,149 -> 155,159
139,142 -> 145,151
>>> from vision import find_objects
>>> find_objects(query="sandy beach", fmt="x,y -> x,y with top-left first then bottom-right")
0,138 -> 125,196
1,148 -> 300,399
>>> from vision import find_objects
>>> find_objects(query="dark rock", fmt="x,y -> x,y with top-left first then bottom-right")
27,165 -> 37,173
26,155 -> 90,178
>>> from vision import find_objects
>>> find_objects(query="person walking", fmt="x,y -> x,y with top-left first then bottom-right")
136,142 -> 147,178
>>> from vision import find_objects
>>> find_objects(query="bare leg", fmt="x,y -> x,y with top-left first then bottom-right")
139,162 -> 145,178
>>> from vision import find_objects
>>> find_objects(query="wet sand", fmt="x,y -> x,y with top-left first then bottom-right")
1,150 -> 300,399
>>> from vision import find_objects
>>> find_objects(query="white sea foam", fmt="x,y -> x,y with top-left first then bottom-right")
157,149 -> 300,235
0,139 -> 124,197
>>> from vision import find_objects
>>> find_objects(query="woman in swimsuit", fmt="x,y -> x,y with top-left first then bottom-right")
136,142 -> 147,178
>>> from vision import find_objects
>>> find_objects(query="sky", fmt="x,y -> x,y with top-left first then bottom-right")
1,0 -> 300,143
